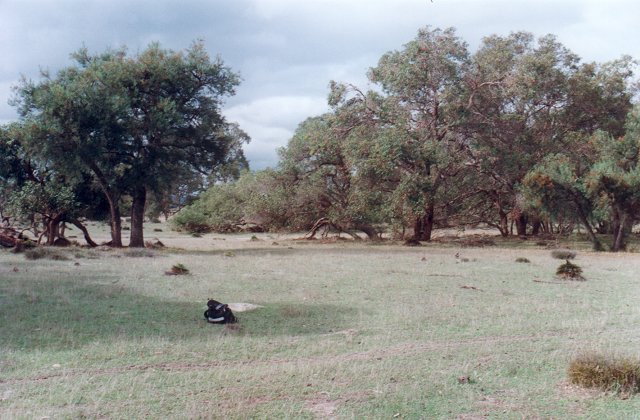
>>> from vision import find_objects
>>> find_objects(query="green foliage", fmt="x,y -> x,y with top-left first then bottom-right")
556,260 -> 584,280
11,41 -> 248,247
24,247 -> 70,261
569,353 -> 640,394
551,249 -> 577,260
515,257 -> 530,263
166,263 -> 189,275
171,181 -> 244,233
7,180 -> 78,219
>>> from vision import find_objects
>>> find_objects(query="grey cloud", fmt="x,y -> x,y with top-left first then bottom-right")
2,0 -> 640,169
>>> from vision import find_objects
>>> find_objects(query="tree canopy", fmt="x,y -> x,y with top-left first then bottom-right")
7,41 -> 248,247
177,27 -> 638,251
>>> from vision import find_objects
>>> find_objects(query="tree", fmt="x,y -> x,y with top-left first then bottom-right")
12,41 -> 248,247
586,110 -> 640,251
464,33 -> 634,236
328,27 -> 470,241
523,152 -> 603,250
0,123 -> 100,246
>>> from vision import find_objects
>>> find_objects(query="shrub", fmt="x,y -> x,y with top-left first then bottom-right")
24,247 -> 70,261
165,263 -> 190,275
551,249 -> 577,260
145,239 -> 165,249
556,260 -> 585,280
515,257 -> 530,263
568,353 -> 640,394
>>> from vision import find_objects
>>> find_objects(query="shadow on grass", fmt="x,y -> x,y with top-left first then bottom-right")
237,302 -> 358,336
0,277 -> 357,351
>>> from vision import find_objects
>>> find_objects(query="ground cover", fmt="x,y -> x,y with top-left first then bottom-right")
1,225 -> 640,418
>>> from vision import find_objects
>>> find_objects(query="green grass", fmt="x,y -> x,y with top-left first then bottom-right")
2,233 -> 640,418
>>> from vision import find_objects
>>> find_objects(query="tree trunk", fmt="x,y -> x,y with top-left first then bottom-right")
611,212 -> 632,252
86,160 -> 122,247
531,218 -> 541,236
412,215 -> 424,241
498,210 -> 509,237
129,185 -> 147,248
515,214 -> 528,236
417,203 -> 435,241
109,200 -> 123,247
421,210 -> 434,241
45,215 -> 63,246
576,209 -> 602,251
69,218 -> 98,247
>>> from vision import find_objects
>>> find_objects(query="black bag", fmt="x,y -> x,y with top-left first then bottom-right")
204,299 -> 237,324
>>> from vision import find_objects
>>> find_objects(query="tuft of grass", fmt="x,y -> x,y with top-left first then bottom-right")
556,260 -> 585,281
165,263 -> 190,275
123,248 -> 155,258
145,239 -> 165,249
568,353 -> 640,394
551,249 -> 577,260
24,247 -> 70,261
515,257 -> 530,263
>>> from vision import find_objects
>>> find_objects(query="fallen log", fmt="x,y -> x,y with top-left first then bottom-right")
0,232 -> 17,248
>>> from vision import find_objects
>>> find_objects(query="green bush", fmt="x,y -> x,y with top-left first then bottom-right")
568,353 -> 640,394
24,247 -> 70,261
515,257 -> 530,263
551,249 -> 577,260
556,260 -> 584,280
165,263 -> 190,275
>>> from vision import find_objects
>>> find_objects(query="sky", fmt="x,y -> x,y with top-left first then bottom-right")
2,0 -> 640,169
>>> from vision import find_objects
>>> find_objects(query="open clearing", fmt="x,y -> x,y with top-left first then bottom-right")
2,226 -> 640,418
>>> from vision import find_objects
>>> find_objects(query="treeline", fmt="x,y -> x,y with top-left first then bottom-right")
0,42 -> 249,247
174,27 -> 640,251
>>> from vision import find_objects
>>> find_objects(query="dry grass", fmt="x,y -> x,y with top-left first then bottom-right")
2,224 -> 640,418
24,247 -> 70,261
568,353 -> 640,394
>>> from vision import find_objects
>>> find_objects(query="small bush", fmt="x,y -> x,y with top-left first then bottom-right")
556,260 -> 585,281
24,247 -> 70,261
153,228 -> 163,232
165,263 -> 190,275
568,353 -> 640,394
145,239 -> 165,249
551,249 -> 577,260
250,235 -> 260,241
515,257 -> 530,263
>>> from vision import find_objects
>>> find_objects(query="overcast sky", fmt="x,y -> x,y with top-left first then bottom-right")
2,0 -> 639,169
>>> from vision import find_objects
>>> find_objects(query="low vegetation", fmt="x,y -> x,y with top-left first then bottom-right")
2,229 -> 640,418
556,260 -> 585,281
551,249 -> 577,260
165,263 -> 190,275
569,353 -> 640,394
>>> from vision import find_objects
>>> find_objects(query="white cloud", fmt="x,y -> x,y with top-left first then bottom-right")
225,95 -> 329,169
3,0 -> 640,169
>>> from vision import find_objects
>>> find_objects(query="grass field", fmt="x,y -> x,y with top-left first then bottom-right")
2,224 -> 640,418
